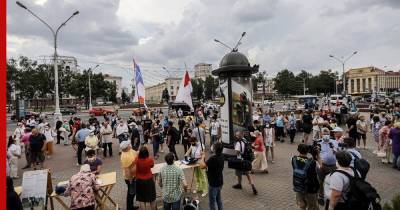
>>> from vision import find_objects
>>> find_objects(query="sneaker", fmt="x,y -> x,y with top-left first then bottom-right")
232,184 -> 242,189
201,192 -> 208,197
251,185 -> 258,195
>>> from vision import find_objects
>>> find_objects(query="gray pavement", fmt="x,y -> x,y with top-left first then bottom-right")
7,115 -> 400,210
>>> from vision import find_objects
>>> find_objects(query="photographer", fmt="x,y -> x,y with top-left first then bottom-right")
315,128 -> 338,206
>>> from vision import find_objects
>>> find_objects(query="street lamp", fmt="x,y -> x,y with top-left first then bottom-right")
16,1 -> 79,122
329,51 -> 358,95
88,65 -> 100,110
162,67 -> 172,78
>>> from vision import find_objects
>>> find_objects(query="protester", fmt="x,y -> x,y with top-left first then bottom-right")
288,112 -> 297,144
43,124 -> 56,158
159,153 -> 188,210
378,120 -> 392,157
356,115 -> 368,149
7,177 -> 23,210
275,112 -> 286,142
302,109 -> 313,144
192,122 -> 206,150
21,127 -> 32,169
346,114 -> 359,144
7,136 -> 21,179
150,122 -> 161,159
135,146 -> 156,210
312,111 -> 325,140
371,115 -> 381,154
167,121 -> 179,160
209,116 -> 221,151
185,137 -> 208,197
83,149 -> 102,175
130,122 -> 140,151
323,151 -> 359,210
29,128 -> 46,170
85,130 -> 99,152
64,164 -> 100,210
75,124 -> 91,166
100,120 -> 113,157
58,121 -> 70,146
232,131 -> 258,195
389,122 -> 400,170
264,123 -> 275,163
291,144 -> 319,210
120,141 -> 139,210
342,137 -> 361,167
13,122 -> 25,146
316,128 -> 338,205
182,126 -> 191,154
251,130 -> 268,173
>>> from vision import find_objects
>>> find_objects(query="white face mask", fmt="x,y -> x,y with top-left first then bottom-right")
323,135 -> 330,141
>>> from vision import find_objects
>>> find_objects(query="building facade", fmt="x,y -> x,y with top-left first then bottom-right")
346,67 -> 400,94
145,82 -> 166,103
194,63 -> 212,80
104,74 -> 123,98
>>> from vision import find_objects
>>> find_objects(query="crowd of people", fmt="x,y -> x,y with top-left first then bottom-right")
6,100 -> 400,210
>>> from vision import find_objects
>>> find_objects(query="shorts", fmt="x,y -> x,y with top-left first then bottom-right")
30,151 -> 45,163
235,169 -> 249,176
357,133 -> 366,140
296,192 -> 318,210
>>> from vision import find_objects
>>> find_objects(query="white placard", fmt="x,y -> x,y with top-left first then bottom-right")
21,170 -> 48,208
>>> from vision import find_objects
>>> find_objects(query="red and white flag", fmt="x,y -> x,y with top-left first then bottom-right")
175,71 -> 194,110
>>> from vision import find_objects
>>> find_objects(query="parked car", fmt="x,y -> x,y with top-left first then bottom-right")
60,107 -> 77,115
10,111 -> 40,121
263,100 -> 275,106
105,101 -> 113,105
89,107 -> 115,116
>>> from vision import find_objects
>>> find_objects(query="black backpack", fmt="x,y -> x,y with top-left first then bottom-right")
349,151 -> 370,180
333,168 -> 381,210
292,156 -> 313,193
240,139 -> 254,161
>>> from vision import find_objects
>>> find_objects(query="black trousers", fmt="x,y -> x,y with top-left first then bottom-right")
77,142 -> 86,165
76,205 -> 95,210
289,129 -> 296,143
103,143 -> 112,157
168,145 -> 179,160
125,179 -> 136,210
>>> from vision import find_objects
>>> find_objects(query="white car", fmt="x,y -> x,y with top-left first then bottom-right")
263,100 -> 275,106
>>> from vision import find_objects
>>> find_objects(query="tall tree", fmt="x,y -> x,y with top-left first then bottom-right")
191,78 -> 204,100
273,69 -> 298,95
204,75 -> 218,100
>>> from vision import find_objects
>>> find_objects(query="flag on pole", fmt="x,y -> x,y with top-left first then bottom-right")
175,71 -> 194,110
133,59 -> 146,107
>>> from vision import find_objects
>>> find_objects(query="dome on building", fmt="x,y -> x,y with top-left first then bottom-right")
212,51 -> 258,76
219,51 -> 250,67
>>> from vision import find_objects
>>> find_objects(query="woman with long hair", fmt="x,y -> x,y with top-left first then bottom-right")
135,146 -> 156,210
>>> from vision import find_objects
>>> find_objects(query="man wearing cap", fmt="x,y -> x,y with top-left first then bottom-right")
120,141 -> 139,210
130,122 -> 140,151
75,124 -> 92,165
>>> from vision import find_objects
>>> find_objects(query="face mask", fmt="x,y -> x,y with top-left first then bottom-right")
323,135 -> 330,141
265,124 -> 270,128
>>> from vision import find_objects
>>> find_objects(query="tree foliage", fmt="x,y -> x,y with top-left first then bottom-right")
191,78 -> 204,100
204,75 -> 218,100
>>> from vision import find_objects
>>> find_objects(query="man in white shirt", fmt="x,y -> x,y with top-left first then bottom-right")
116,120 -> 129,138
232,131 -> 258,195
43,124 -> 56,158
324,151 -> 359,210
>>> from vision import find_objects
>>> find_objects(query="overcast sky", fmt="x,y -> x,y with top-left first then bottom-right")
7,0 -> 400,89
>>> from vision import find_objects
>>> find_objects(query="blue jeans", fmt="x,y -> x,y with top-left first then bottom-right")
209,186 -> 223,210
163,200 -> 180,210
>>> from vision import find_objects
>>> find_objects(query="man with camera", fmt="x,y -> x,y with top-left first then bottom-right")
314,128 -> 339,205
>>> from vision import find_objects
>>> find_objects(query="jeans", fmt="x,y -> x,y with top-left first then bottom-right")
394,154 -> 400,168
210,135 -> 218,148
125,179 -> 136,210
209,186 -> 223,210
163,200 -> 180,210
77,141 -> 86,165
103,143 -> 112,157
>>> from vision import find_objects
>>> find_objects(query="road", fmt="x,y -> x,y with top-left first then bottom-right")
7,113 -> 400,210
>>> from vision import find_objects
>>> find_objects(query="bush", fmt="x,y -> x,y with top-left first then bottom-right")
383,194 -> 400,210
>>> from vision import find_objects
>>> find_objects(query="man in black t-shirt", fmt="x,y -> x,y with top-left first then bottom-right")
29,128 -> 46,170
203,142 -> 225,210
291,144 -> 319,210
340,105 -> 348,125
130,123 -> 140,151
346,113 -> 359,140
167,121 -> 179,160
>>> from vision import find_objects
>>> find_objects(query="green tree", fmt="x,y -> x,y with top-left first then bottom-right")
121,89 -> 129,103
204,75 -> 218,100
191,78 -> 204,100
274,69 -> 298,95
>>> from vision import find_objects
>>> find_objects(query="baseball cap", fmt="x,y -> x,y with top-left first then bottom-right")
332,127 -> 343,132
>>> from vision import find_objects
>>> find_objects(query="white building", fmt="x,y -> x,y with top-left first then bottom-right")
104,74 -> 123,98
194,63 -> 212,81
145,77 -> 182,103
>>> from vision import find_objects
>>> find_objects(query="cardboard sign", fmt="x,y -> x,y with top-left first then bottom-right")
20,170 -> 48,208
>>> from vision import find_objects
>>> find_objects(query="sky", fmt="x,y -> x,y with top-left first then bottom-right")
7,0 -> 400,90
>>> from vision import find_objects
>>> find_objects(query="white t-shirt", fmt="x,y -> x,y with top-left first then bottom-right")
100,125 -> 113,143
43,129 -> 56,142
312,117 -> 324,131
116,124 -> 129,136
8,144 -> 21,157
13,127 -> 24,141
234,140 -> 245,159
324,167 -> 358,203
210,121 -> 220,136
189,142 -> 202,159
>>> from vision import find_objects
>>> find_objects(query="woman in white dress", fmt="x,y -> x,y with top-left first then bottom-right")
264,123 -> 275,163
7,136 -> 21,178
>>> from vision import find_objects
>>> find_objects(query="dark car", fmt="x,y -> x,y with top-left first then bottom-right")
10,111 -> 40,121
170,102 -> 192,116
60,107 -> 77,115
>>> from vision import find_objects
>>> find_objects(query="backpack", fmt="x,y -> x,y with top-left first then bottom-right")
333,168 -> 382,210
240,139 -> 254,161
349,151 -> 370,180
292,156 -> 313,193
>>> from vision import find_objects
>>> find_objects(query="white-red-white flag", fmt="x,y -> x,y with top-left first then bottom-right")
175,71 -> 194,110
